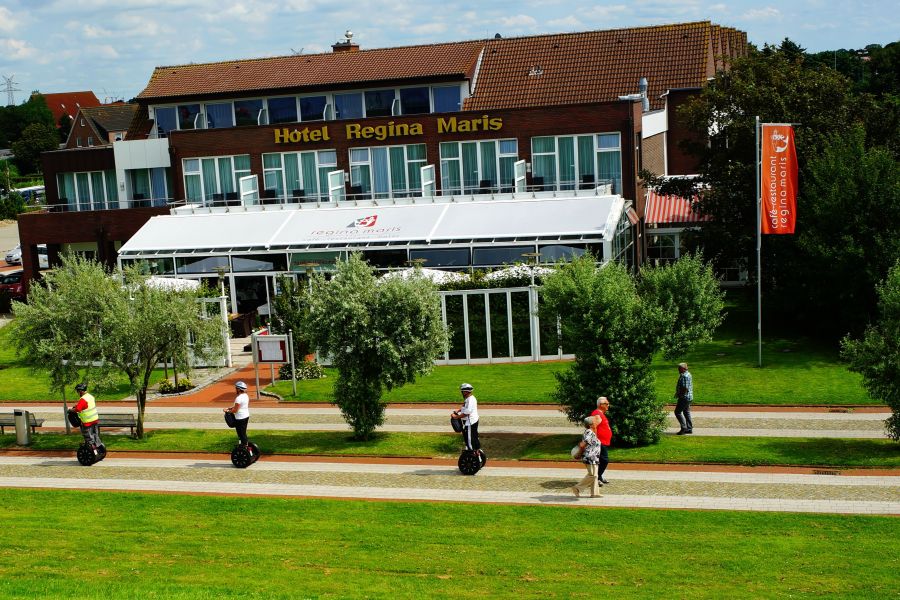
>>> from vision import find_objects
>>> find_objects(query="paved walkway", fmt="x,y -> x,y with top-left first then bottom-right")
0,453 -> 896,514
18,404 -> 892,438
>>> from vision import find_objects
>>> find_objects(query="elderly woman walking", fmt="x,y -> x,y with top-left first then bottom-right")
572,415 -> 603,498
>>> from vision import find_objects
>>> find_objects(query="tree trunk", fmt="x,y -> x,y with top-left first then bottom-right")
136,388 -> 146,439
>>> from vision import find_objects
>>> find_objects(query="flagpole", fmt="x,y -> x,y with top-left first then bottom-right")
755,115 -> 762,368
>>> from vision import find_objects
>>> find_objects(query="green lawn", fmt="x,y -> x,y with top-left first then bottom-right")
0,489 -> 895,599
0,324 -> 167,402
269,291 -> 870,405
5,430 -> 898,468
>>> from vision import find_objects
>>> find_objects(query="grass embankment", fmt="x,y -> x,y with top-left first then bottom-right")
0,489 -> 896,599
270,291 -> 870,405
4,430 -> 897,468
0,325 -> 166,402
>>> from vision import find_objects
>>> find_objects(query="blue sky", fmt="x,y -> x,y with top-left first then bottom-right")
1,0 -> 897,103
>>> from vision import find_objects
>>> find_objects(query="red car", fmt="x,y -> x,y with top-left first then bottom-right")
0,271 -> 24,301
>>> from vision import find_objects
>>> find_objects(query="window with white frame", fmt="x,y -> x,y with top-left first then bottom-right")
531,133 -> 622,193
348,143 -> 426,199
262,149 -> 337,202
183,155 -> 250,203
612,209 -> 635,269
127,167 -> 172,205
267,97 -> 298,124
440,139 -> 518,194
56,170 -> 118,211
646,232 -> 679,266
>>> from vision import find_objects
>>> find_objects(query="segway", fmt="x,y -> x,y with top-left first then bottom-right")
69,409 -> 106,466
451,416 -> 486,475
225,411 -> 260,468
230,442 -> 260,468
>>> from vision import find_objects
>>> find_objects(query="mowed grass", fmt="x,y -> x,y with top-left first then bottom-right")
0,489 -> 896,599
0,325 -> 166,402
270,291 -> 870,405
4,430 -> 898,468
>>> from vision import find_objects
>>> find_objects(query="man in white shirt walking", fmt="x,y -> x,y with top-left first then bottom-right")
225,380 -> 251,446
452,383 -> 482,457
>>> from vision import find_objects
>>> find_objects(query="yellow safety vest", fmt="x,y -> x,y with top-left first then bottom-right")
78,393 -> 98,424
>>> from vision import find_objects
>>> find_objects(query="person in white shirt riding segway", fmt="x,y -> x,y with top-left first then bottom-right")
451,383 -> 486,474
224,380 -> 259,467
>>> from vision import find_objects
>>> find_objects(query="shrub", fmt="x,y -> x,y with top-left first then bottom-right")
157,377 -> 194,394
279,361 -> 325,381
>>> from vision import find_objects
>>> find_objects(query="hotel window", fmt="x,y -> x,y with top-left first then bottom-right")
183,155 -> 250,203
473,246 -> 535,267
154,107 -> 177,137
127,167 -> 172,206
299,95 -> 328,121
57,170 -> 118,211
268,97 -> 298,124
409,248 -> 471,268
364,90 -> 395,118
440,139 -> 518,194
262,149 -> 337,202
334,93 -> 363,120
399,87 -> 430,115
646,233 -> 678,266
234,99 -> 265,126
348,143 -> 426,199
531,133 -> 621,193
612,209 -> 635,269
432,85 -> 461,113
539,243 -> 603,263
177,104 -> 201,130
205,102 -> 233,129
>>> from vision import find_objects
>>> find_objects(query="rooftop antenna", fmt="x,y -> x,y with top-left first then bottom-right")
291,47 -> 304,55
2,75 -> 21,106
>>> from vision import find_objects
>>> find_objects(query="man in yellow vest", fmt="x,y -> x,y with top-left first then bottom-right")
72,382 -> 104,454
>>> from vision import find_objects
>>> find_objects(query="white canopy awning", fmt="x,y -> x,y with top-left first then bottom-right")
118,194 -> 625,256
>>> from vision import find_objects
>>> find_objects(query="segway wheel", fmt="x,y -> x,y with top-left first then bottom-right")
458,450 -> 481,475
96,446 -> 107,462
231,444 -> 253,469
247,442 -> 260,464
76,443 -> 96,466
477,450 -> 487,469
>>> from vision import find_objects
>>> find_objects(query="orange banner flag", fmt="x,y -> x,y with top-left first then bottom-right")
760,124 -> 798,234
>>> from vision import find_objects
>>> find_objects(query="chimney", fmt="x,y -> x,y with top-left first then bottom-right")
332,29 -> 360,53
639,77 -> 649,112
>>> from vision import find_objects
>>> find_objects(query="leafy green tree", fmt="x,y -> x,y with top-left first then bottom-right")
540,255 -> 724,446
0,94 -> 54,148
842,263 -> 900,440
9,255 -> 226,438
11,122 -> 59,174
0,191 -> 26,220
58,114 -> 72,144
269,275 -> 313,359
302,254 -> 448,439
781,126 -> 900,337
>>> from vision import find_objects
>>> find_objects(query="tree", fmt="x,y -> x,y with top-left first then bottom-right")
0,191 -> 26,220
781,126 -> 900,337
11,122 -> 59,174
269,275 -> 313,360
58,114 -> 72,144
539,254 -> 724,446
9,255 -> 226,438
842,262 -> 900,440
0,94 -> 54,148
302,254 -> 448,439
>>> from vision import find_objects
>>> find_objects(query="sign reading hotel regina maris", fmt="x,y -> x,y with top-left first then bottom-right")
760,124 -> 798,235
274,115 -> 503,144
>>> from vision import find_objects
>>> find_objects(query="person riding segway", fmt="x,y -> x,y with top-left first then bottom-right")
69,382 -> 106,466
451,383 -> 486,475
224,381 -> 259,468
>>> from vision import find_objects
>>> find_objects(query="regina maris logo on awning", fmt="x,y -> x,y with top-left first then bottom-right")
349,215 -> 378,228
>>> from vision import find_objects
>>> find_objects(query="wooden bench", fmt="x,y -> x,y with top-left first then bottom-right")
98,413 -> 138,437
0,412 -> 46,435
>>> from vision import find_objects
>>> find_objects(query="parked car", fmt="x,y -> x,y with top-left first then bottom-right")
4,244 -> 48,268
0,270 -> 24,300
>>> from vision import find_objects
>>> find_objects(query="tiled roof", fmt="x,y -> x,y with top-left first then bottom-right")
137,41 -> 485,101
80,103 -> 139,138
38,91 -> 101,126
466,22 -> 745,111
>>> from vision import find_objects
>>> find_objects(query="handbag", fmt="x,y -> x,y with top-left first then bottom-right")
450,416 -> 464,433
224,411 -> 237,428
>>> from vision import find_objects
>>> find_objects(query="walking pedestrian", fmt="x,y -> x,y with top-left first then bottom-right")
572,415 -> 602,498
590,396 -> 612,484
451,383 -> 482,458
225,381 -> 251,446
674,362 -> 693,434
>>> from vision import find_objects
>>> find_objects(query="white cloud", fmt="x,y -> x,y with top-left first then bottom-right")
86,44 -> 120,59
548,16 -> 583,29
0,38 -> 36,60
498,14 -> 538,28
82,24 -> 112,39
0,7 -> 20,34
585,4 -> 628,21
411,22 -> 448,36
741,7 -> 780,20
